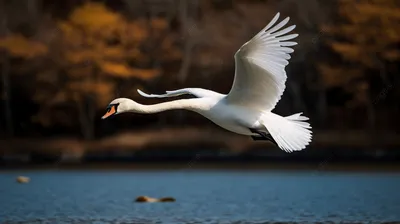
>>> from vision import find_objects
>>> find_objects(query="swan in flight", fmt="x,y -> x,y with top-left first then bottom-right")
102,13 -> 312,152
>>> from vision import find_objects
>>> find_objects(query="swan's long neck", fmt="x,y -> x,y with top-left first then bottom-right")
128,99 -> 206,114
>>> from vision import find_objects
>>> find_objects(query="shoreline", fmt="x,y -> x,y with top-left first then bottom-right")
2,128 -> 400,169
2,161 -> 400,172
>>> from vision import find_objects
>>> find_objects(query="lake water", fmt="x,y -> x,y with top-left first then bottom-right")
0,170 -> 399,224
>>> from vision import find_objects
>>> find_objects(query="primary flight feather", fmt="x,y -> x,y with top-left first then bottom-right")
102,13 -> 312,153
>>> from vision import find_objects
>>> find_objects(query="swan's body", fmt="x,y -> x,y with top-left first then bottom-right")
102,13 -> 312,153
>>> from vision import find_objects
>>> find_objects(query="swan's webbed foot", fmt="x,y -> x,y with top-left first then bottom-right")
249,128 -> 278,146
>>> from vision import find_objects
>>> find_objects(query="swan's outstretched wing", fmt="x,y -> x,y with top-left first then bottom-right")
225,13 -> 298,111
137,88 -> 224,99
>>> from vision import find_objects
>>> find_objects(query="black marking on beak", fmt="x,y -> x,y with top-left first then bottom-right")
102,103 -> 120,119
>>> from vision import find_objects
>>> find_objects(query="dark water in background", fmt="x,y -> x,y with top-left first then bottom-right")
0,170 -> 399,224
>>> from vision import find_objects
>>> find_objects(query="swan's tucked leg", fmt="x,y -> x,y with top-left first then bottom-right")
251,135 -> 265,141
249,128 -> 278,145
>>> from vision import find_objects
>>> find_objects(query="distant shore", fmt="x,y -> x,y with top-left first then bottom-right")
2,161 -> 400,172
1,128 -> 400,169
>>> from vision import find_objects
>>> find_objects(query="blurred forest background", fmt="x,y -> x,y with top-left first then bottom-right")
0,0 -> 399,165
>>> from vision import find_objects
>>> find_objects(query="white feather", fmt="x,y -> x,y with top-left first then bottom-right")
137,88 -> 224,99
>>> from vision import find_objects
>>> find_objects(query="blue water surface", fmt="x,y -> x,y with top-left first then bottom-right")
0,170 -> 399,223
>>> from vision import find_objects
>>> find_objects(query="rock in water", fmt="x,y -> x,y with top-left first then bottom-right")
135,196 -> 158,203
134,196 -> 176,203
159,197 -> 176,202
16,176 -> 30,184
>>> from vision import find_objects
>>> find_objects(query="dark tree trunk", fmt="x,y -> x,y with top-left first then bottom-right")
1,53 -> 13,137
77,96 -> 96,140
316,86 -> 327,128
0,6 -> 13,137
178,0 -> 194,84
288,80 -> 307,113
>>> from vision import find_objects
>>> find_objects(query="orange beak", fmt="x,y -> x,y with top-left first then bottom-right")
102,105 -> 117,119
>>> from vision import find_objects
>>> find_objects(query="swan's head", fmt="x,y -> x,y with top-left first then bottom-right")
101,98 -> 139,119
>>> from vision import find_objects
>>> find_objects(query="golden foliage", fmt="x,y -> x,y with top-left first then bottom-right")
102,47 -> 125,59
318,64 -> 363,88
57,1 -> 166,81
99,62 -> 160,79
129,68 -> 160,79
69,2 -> 123,34
124,21 -> 149,43
0,34 -> 48,58
330,42 -> 363,62
65,50 -> 99,64
150,18 -> 168,30
320,0 -> 400,101
101,62 -> 136,77
325,0 -> 400,68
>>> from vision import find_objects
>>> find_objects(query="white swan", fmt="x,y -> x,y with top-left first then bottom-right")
102,13 -> 312,152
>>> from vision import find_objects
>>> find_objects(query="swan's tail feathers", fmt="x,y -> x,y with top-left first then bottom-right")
262,112 -> 312,153
285,112 -> 310,122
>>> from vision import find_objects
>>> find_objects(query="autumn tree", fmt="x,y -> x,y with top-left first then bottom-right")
319,0 -> 400,128
33,2 -> 180,139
